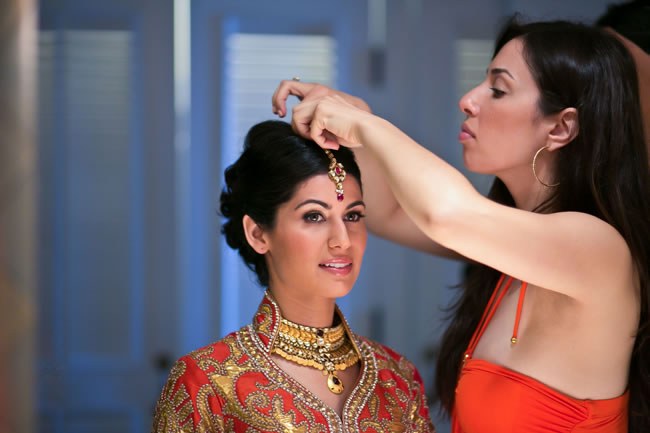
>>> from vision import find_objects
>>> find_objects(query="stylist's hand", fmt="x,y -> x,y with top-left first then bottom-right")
291,94 -> 372,150
271,80 -> 371,118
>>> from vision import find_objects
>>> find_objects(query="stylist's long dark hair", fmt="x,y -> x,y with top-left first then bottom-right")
435,19 -> 650,432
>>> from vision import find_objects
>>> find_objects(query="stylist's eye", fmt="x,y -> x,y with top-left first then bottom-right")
490,87 -> 506,98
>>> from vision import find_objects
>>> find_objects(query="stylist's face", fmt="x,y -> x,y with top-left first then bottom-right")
263,174 -> 367,303
458,38 -> 549,179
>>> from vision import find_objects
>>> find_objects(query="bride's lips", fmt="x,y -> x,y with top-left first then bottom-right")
319,258 -> 353,276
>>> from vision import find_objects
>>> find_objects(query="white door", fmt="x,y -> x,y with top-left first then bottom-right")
38,1 -> 370,432
37,1 -> 176,432
186,0 -> 371,344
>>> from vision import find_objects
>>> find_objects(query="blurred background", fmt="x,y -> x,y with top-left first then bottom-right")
1,0 -> 618,432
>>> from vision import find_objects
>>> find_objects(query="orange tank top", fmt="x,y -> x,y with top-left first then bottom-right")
453,274 -> 629,433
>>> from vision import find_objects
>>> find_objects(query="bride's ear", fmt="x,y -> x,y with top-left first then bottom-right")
242,215 -> 269,254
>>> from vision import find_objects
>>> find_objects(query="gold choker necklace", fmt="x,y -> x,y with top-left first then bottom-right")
271,318 -> 359,394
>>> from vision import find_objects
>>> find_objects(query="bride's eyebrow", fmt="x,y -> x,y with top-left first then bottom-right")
346,200 -> 366,209
295,199 -> 329,210
293,199 -> 366,210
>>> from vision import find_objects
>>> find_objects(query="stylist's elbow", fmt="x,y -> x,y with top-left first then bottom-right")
419,191 -> 474,245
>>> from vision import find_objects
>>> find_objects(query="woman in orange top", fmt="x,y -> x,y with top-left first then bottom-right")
271,18 -> 650,433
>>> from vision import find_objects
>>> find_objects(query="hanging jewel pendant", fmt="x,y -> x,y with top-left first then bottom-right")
327,372 -> 344,394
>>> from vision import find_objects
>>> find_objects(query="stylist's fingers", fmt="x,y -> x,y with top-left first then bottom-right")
290,98 -> 315,139
304,103 -> 332,149
291,98 -> 339,149
271,80 -> 316,117
295,96 -> 353,150
272,81 -> 345,117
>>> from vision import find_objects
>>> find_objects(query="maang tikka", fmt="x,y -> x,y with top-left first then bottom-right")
325,150 -> 346,201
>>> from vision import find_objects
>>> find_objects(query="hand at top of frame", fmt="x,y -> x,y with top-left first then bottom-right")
271,81 -> 374,150
291,94 -> 375,149
271,80 -> 371,118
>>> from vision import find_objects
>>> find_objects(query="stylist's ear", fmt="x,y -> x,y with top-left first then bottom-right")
547,107 -> 579,150
242,215 -> 269,254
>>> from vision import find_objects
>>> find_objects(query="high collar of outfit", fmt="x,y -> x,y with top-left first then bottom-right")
252,291 -> 362,361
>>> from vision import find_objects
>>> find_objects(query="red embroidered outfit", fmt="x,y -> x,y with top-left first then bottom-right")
152,293 -> 435,433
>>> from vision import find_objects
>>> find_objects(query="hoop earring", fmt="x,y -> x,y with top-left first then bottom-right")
532,146 -> 560,188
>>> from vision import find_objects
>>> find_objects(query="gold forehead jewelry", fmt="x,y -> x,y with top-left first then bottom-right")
325,150 -> 346,201
272,318 -> 359,394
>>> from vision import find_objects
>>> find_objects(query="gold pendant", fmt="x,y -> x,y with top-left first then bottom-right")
327,373 -> 344,394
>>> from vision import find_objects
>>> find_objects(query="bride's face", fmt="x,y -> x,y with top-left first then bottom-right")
262,174 -> 367,303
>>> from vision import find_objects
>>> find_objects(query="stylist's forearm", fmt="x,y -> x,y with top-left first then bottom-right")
358,116 -> 479,240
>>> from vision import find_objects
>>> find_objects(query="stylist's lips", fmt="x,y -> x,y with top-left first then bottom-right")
459,123 -> 475,141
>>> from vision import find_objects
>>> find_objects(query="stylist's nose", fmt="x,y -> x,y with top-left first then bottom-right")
328,220 -> 351,250
459,88 -> 480,117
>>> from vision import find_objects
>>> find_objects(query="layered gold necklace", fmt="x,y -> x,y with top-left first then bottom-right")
271,317 -> 360,394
